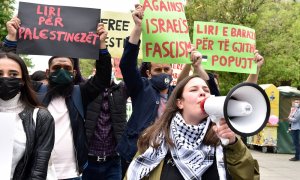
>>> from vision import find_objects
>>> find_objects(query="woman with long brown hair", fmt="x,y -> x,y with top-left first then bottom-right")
125,75 -> 259,180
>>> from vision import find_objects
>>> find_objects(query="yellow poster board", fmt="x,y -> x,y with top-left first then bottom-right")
101,11 -> 143,59
260,84 -> 279,118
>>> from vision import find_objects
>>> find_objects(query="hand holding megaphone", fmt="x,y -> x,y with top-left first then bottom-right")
212,118 -> 236,145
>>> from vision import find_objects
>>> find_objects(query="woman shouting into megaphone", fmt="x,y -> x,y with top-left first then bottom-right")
124,75 -> 259,180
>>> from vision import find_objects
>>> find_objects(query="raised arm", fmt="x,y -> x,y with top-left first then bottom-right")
80,23 -> 112,106
177,46 -> 209,84
129,4 -> 143,45
119,4 -> 144,98
190,48 -> 209,80
0,17 -> 20,53
246,50 -> 264,84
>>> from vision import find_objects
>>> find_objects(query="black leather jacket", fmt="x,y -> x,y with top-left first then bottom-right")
1,39 -> 112,174
13,107 -> 55,180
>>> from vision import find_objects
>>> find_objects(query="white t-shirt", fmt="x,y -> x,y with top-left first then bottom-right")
48,97 -> 78,179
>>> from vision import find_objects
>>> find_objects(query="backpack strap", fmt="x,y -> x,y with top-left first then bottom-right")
71,85 -> 84,119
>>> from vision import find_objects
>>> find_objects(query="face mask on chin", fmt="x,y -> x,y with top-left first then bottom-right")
0,77 -> 23,101
49,68 -> 74,86
150,73 -> 173,91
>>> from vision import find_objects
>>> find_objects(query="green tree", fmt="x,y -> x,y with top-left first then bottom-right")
185,0 -> 266,94
20,55 -> 34,69
185,0 -> 300,94
79,59 -> 96,78
0,0 -> 15,40
254,2 -> 300,89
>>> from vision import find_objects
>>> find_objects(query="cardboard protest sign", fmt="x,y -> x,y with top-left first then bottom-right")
112,57 -> 123,79
0,113 -> 16,180
170,63 -> 192,86
193,21 -> 256,74
17,2 -> 100,59
101,11 -> 143,59
141,0 -> 191,64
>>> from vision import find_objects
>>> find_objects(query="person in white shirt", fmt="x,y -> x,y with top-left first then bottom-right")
0,52 -> 54,180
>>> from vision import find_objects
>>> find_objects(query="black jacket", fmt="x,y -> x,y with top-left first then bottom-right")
85,81 -> 128,145
37,52 -> 112,174
13,107 -> 55,180
1,37 -> 112,174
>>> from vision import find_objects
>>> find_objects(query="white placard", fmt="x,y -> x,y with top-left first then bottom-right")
0,113 -> 16,180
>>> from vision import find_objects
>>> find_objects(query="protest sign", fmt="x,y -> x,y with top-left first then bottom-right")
17,2 -> 100,59
170,63 -> 193,86
0,113 -> 16,179
141,0 -> 191,64
112,57 -> 122,79
193,21 -> 256,74
101,11 -> 143,59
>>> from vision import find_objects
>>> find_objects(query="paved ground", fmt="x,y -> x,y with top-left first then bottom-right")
250,149 -> 300,180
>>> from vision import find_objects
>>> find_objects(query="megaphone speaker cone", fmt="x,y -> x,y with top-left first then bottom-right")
224,82 -> 270,136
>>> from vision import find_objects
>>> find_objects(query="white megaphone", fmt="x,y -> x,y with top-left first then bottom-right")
200,82 -> 270,145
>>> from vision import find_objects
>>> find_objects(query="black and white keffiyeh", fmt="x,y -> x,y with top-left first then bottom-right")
127,112 -> 226,180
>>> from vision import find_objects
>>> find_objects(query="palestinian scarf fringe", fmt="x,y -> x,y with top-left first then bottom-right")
127,112 -> 225,180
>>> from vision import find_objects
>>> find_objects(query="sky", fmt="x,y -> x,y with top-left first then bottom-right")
14,0 -> 139,73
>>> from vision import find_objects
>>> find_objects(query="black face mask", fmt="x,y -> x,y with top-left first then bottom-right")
49,68 -> 74,85
150,73 -> 173,91
0,77 -> 23,101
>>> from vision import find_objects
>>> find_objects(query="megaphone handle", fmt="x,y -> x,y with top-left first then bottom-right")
215,120 -> 230,146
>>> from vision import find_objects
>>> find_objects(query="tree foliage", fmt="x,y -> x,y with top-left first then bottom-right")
20,55 -> 34,68
1,0 -> 34,69
185,0 -> 300,94
254,2 -> 300,89
79,59 -> 95,78
0,0 -> 15,40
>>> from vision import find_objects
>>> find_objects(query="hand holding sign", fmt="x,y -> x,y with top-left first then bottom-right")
254,50 -> 264,71
189,45 -> 210,81
189,45 -> 203,68
6,17 -> 21,41
97,23 -> 108,49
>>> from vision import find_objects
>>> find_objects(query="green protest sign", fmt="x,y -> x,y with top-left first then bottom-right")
193,21 -> 256,74
141,0 -> 191,64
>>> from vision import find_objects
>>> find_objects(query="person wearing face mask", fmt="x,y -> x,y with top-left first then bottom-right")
2,17 -> 112,180
124,75 -> 259,180
82,59 -> 128,180
0,52 -> 55,180
116,5 -> 204,177
288,99 -> 300,161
